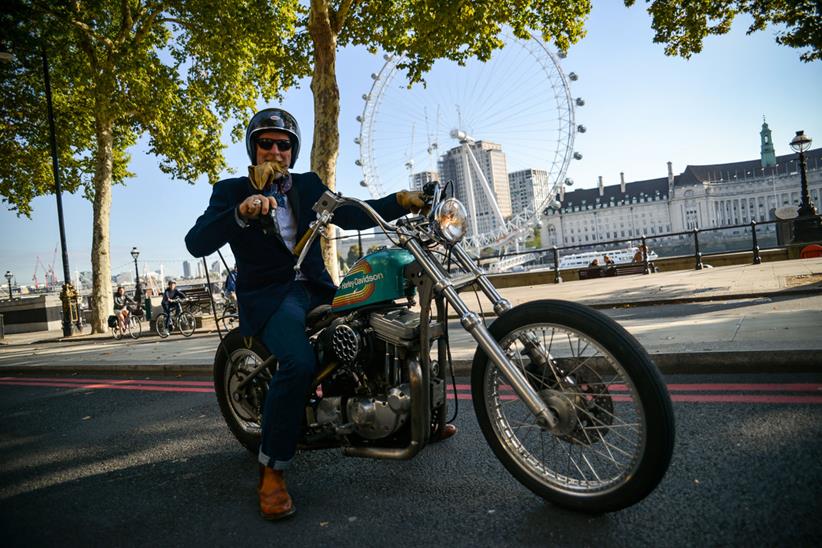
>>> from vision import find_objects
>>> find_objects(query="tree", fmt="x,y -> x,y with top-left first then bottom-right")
300,0 -> 591,281
0,0 -> 309,332
625,0 -> 822,62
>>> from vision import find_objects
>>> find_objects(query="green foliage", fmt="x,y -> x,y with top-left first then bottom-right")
625,0 -> 822,62
338,1 -> 591,83
0,0 -> 311,217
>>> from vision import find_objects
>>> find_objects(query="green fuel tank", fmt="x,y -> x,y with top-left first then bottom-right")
331,248 -> 416,312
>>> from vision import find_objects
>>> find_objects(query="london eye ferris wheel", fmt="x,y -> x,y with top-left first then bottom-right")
356,31 -> 584,250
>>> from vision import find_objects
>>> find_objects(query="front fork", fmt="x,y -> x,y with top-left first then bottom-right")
403,239 -> 559,431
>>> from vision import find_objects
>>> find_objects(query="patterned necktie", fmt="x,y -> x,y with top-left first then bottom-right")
271,175 -> 292,207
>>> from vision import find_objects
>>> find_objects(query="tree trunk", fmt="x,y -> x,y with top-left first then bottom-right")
89,113 -> 114,333
309,0 -> 341,284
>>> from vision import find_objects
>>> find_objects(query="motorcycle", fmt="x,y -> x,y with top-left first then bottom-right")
212,183 -> 675,513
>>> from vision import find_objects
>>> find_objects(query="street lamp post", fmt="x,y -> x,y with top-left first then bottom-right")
4,271 -> 13,300
2,47 -> 79,335
131,247 -> 142,307
789,130 -> 822,243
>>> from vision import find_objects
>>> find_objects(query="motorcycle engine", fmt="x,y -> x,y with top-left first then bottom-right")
310,308 -> 426,440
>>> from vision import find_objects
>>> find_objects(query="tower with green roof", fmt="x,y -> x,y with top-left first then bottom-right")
760,117 -> 776,167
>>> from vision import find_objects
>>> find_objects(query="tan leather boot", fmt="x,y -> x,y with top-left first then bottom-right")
258,466 -> 296,520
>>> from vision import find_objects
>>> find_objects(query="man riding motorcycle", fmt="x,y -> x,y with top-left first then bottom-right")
185,108 -> 455,521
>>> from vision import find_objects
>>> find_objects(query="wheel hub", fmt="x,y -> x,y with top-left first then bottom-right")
538,389 -> 577,435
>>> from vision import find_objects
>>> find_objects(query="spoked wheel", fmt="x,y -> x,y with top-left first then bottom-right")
213,329 -> 274,453
219,312 -> 239,333
155,313 -> 170,338
179,312 -> 196,337
111,325 -> 122,340
471,300 -> 675,513
128,316 -> 142,339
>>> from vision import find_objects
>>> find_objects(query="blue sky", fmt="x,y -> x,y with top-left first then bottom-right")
2,2 -> 821,284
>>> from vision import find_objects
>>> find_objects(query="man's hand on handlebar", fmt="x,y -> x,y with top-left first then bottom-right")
396,190 -> 430,214
238,194 -> 278,222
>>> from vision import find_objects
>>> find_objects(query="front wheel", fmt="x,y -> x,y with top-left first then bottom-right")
178,312 -> 196,337
471,300 -> 675,513
213,329 -> 274,453
128,316 -> 142,339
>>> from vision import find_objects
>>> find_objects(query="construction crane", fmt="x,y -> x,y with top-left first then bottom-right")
46,245 -> 59,289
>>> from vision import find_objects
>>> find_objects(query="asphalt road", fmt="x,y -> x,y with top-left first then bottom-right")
1,372 -> 820,547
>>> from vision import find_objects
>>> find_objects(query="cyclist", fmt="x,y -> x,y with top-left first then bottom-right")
161,280 -> 187,330
223,265 -> 237,311
113,286 -> 135,334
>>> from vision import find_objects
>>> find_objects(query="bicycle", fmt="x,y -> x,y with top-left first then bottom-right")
108,308 -> 142,340
154,299 -> 196,338
217,292 -> 239,332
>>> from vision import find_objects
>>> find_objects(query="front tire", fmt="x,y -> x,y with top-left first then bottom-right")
471,300 -> 675,513
179,312 -> 196,337
129,316 -> 142,339
213,329 -> 274,453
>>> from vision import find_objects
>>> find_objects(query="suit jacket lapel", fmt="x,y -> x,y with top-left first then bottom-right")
286,176 -> 300,228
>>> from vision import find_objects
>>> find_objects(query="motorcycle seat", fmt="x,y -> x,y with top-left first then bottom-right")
306,304 -> 333,329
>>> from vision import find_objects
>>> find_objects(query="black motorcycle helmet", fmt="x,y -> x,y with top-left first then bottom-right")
245,108 -> 301,168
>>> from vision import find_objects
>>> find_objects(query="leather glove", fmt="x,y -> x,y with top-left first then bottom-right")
248,160 -> 289,191
396,190 -> 429,214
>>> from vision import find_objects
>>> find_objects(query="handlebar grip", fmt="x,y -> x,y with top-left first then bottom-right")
293,229 -> 313,256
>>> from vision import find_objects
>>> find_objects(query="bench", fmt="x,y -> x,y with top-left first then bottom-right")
181,285 -> 215,316
578,263 -> 651,280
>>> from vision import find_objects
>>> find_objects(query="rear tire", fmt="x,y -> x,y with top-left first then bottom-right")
213,329 -> 274,453
471,300 -> 675,513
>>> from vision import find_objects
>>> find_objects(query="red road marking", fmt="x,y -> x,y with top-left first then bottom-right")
1,377 -> 821,404
0,376 -> 213,387
455,383 -> 822,393
0,380 -> 212,393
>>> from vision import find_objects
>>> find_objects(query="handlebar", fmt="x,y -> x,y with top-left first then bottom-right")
292,192 -> 400,272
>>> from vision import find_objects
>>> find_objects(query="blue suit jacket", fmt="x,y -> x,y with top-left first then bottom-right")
185,172 -> 407,336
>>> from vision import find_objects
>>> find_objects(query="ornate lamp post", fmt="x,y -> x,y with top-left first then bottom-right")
4,271 -> 13,300
790,130 -> 822,243
131,247 -> 142,306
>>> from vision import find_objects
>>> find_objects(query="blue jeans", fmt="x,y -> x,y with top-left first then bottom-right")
162,301 -> 181,327
258,281 -> 324,470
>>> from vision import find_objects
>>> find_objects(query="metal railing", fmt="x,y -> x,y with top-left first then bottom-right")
326,215 -> 821,282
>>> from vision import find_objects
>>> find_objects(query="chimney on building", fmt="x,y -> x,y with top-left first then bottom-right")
598,176 -> 604,196
620,172 -> 626,193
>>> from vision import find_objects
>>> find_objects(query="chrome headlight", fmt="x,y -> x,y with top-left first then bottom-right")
433,198 -> 468,243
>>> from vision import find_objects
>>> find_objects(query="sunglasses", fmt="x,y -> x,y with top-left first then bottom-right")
256,138 -> 293,152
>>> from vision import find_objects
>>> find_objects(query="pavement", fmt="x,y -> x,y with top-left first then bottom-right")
1,257 -> 821,374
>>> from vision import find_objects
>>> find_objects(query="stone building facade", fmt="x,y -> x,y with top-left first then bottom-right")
541,123 -> 822,249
